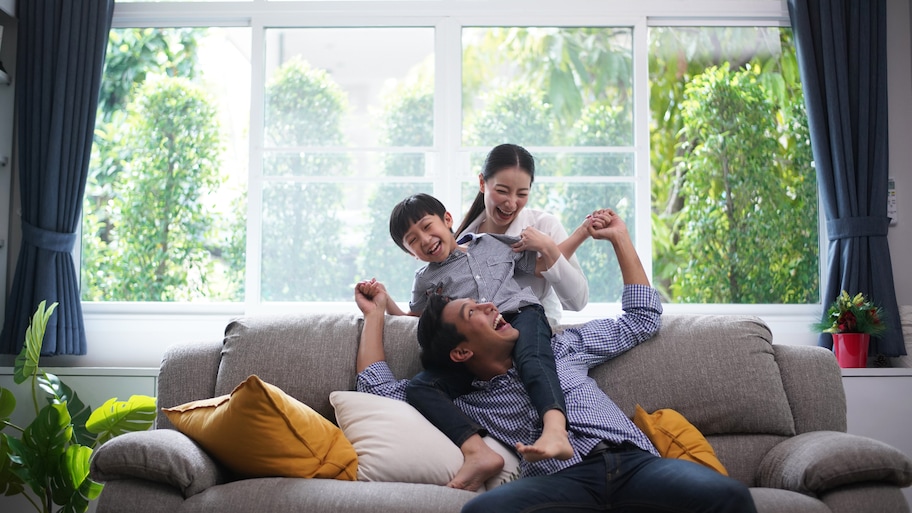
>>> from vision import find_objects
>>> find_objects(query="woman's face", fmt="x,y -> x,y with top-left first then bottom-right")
479,166 -> 532,233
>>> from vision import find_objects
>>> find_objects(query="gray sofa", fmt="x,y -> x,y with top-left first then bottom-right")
90,313 -> 912,513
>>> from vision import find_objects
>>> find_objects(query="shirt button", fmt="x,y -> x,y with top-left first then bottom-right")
475,275 -> 480,279
481,297 -> 487,302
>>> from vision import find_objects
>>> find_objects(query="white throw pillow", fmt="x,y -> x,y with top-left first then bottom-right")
329,391 -> 520,490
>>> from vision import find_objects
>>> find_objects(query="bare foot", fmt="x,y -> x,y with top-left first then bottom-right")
515,431 -> 574,462
448,435 -> 504,491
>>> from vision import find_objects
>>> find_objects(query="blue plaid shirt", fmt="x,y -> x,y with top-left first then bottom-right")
358,284 -> 663,477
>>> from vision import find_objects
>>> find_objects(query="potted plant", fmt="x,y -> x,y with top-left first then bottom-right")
813,290 -> 887,368
0,301 -> 157,513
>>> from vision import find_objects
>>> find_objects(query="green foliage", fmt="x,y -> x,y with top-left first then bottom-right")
649,28 -> 817,304
813,291 -> 888,336
83,78 -> 230,301
0,302 -> 156,513
466,27 -> 633,138
85,28 -> 245,302
260,58 -> 353,301
464,83 -> 553,148
669,63 -> 817,303
98,28 -> 203,125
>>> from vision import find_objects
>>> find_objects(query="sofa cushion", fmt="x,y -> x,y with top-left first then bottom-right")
163,375 -> 357,480
633,404 -> 728,475
90,429 -> 225,498
329,391 -> 519,490
592,314 -> 796,437
758,431 -> 912,494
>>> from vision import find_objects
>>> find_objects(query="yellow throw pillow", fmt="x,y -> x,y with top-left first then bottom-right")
162,375 -> 357,480
633,404 -> 728,475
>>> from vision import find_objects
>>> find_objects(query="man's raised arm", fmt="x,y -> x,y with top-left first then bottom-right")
354,278 -> 390,372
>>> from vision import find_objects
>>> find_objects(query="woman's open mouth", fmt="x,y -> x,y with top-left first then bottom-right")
495,207 -> 515,221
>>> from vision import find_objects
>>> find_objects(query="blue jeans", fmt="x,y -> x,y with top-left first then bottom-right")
407,305 -> 565,445
462,443 -> 757,513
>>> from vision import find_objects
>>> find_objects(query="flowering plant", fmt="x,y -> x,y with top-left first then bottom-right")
813,290 -> 887,336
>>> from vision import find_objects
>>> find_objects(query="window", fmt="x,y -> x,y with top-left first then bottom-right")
82,2 -> 817,318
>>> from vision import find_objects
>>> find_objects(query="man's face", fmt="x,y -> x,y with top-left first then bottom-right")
441,298 -> 519,362
402,213 -> 456,263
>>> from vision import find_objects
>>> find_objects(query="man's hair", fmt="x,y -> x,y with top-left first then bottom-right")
389,193 -> 448,254
416,294 -> 466,371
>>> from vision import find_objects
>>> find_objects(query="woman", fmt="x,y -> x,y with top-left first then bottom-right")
456,143 -> 589,326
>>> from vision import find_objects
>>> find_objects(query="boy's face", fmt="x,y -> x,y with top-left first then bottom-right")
402,212 -> 457,263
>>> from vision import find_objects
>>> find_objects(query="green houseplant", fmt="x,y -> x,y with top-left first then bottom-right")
0,301 -> 157,513
813,291 -> 887,368
813,290 -> 887,336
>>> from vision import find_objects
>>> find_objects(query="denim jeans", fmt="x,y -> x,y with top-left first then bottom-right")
461,443 -> 758,513
407,304 -> 565,446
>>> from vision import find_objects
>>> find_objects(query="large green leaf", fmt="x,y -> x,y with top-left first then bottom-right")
9,403 -> 73,502
0,434 -> 25,496
86,396 -> 157,446
0,387 -> 15,422
14,301 -> 58,385
38,373 -> 96,447
51,444 -> 94,506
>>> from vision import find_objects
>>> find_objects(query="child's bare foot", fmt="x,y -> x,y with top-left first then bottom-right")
516,409 -> 574,462
448,435 -> 504,491
515,431 -> 574,462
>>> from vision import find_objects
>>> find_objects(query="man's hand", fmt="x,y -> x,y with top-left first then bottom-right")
355,278 -> 390,372
586,209 -> 649,286
355,278 -> 389,316
587,209 -> 628,242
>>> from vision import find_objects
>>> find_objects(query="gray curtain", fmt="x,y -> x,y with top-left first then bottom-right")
789,0 -> 905,356
0,0 -> 114,354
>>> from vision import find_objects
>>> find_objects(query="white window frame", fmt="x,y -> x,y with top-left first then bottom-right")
76,1 -> 823,364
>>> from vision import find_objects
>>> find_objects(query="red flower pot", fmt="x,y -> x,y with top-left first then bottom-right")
832,333 -> 870,368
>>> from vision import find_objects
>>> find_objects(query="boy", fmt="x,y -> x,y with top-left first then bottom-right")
376,193 -> 599,489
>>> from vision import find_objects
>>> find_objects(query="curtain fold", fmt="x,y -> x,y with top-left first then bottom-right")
789,0 -> 905,356
0,0 -> 114,355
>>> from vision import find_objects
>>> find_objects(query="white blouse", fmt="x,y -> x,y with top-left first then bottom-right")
457,208 -> 589,326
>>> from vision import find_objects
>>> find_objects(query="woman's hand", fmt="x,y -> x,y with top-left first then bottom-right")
513,226 -> 558,255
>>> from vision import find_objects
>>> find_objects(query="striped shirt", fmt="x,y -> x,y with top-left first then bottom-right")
358,284 -> 664,477
408,233 -> 540,314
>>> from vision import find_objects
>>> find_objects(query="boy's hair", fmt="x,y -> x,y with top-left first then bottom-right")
389,193 -> 449,253
416,294 -> 466,371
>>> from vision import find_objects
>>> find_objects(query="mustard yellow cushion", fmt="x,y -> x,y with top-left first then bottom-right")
633,404 -> 728,475
162,375 -> 357,480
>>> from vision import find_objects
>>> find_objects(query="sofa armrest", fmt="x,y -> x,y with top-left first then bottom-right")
91,429 -> 227,498
758,431 -> 912,495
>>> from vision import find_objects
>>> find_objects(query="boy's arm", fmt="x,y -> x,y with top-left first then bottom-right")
385,300 -> 414,316
363,278 -> 416,316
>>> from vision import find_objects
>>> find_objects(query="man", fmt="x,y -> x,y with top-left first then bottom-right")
354,209 -> 757,513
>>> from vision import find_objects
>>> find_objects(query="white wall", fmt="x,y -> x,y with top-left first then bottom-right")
888,0 -> 912,306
